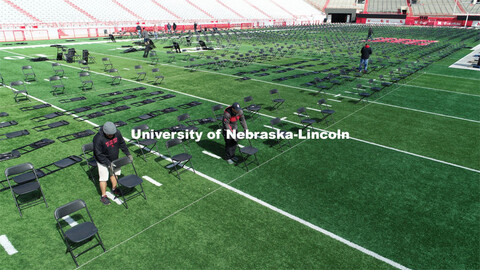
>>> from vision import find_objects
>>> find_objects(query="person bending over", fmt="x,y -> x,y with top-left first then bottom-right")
93,121 -> 132,205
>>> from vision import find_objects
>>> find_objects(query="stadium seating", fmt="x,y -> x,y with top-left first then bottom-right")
460,0 -> 480,14
13,0 -> 92,23
69,0 -> 138,22
0,0 -> 36,24
275,0 -> 324,16
367,0 -> 406,13
411,0 -> 457,15
326,0 -> 357,9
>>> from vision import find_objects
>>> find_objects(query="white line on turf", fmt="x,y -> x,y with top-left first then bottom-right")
328,98 -> 341,102
43,79 -> 49,81
89,50 -> 479,122
142,176 -> 162,187
263,125 -> 280,131
105,191 -> 123,205
202,150 -> 221,159
306,107 -> 324,112
62,215 -> 78,227
0,235 -> 18,255
3,49 -> 479,173
280,117 -> 287,120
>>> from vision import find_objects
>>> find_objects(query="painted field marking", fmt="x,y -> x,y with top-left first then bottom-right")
328,98 -> 341,103
334,94 -> 341,97
43,78 -> 49,81
0,235 -> 18,255
202,150 -> 221,159
123,68 -> 130,70
263,125 -> 280,131
293,112 -> 308,117
62,215 -> 78,227
3,50 -> 479,173
142,175 -> 162,187
105,191 -> 123,205
306,107 -> 323,112
280,117 -> 287,120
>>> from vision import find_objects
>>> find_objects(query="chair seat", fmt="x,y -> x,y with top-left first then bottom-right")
359,92 -> 371,97
52,84 -> 64,88
240,146 -> 258,155
15,90 -> 28,94
322,110 -> 335,115
139,139 -> 157,146
87,158 -> 97,167
118,174 -> 143,188
273,98 -> 285,103
371,87 -> 382,92
65,222 -> 98,243
12,181 -> 40,195
301,119 -> 316,125
155,75 -> 164,79
172,153 -> 191,162
12,169 -> 44,184
137,72 -> 146,75
245,105 -> 261,112
82,80 -> 93,84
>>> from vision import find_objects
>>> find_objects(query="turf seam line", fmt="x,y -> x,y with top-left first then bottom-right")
5,50 -> 478,173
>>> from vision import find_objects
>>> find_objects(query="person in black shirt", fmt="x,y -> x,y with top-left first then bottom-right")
143,38 -> 155,58
367,27 -> 373,40
93,122 -> 132,205
358,44 -> 372,73
173,22 -> 177,33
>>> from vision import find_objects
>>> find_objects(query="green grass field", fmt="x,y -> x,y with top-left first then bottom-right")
0,25 -> 479,269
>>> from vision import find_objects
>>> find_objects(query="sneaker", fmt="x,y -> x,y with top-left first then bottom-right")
113,188 -> 121,197
100,196 -> 111,205
226,159 -> 234,164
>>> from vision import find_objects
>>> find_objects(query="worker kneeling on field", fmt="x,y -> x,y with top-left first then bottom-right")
93,121 -> 133,205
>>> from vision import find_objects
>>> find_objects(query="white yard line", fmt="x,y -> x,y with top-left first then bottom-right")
3,50 -> 479,173
0,235 -> 18,255
201,150 -> 221,159
142,175 -> 162,187
105,191 -> 123,205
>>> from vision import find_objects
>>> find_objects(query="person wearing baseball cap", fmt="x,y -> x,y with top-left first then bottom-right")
359,44 -> 372,74
93,121 -> 132,205
222,102 -> 248,164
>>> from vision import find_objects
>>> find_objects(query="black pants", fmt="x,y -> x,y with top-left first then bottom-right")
223,130 -> 237,160
143,46 -> 151,58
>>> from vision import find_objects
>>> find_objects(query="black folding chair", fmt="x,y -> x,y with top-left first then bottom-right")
102,57 -> 113,71
78,60 -> 90,71
269,117 -> 291,151
52,62 -> 65,77
112,156 -> 147,209
49,75 -> 65,95
5,162 -> 48,217
107,68 -> 122,85
243,96 -> 261,121
54,199 -> 106,267
165,138 -> 195,180
131,124 -> 158,161
10,81 -> 30,103
22,65 -> 36,81
296,107 -> 316,129
317,99 -> 335,125
149,51 -> 160,65
151,68 -> 164,85
79,72 -> 94,91
212,104 -> 224,128
237,139 -> 259,172
81,143 -> 97,181
134,65 -> 146,81
269,89 -> 285,111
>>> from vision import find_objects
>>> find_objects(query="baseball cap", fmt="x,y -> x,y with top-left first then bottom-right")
103,121 -> 117,135
232,102 -> 243,114
365,44 -> 370,48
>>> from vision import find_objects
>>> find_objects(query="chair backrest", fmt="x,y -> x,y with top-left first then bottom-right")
78,60 -> 87,65
54,199 -> 87,220
102,57 -> 109,62
132,124 -> 149,132
297,107 -> 307,114
244,96 -> 253,103
10,81 -> 24,87
212,104 -> 223,112
270,117 -> 281,126
135,65 -> 142,70
112,156 -> 133,169
79,72 -> 90,77
108,68 -> 118,73
5,162 -> 34,177
82,142 -> 94,154
52,63 -> 61,68
49,76 -> 61,82
152,68 -> 159,73
165,138 -> 183,149
318,99 -> 326,105
22,65 -> 33,70
177,113 -> 189,122
269,89 -> 278,95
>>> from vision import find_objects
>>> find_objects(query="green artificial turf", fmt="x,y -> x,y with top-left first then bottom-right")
0,24 -> 479,269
